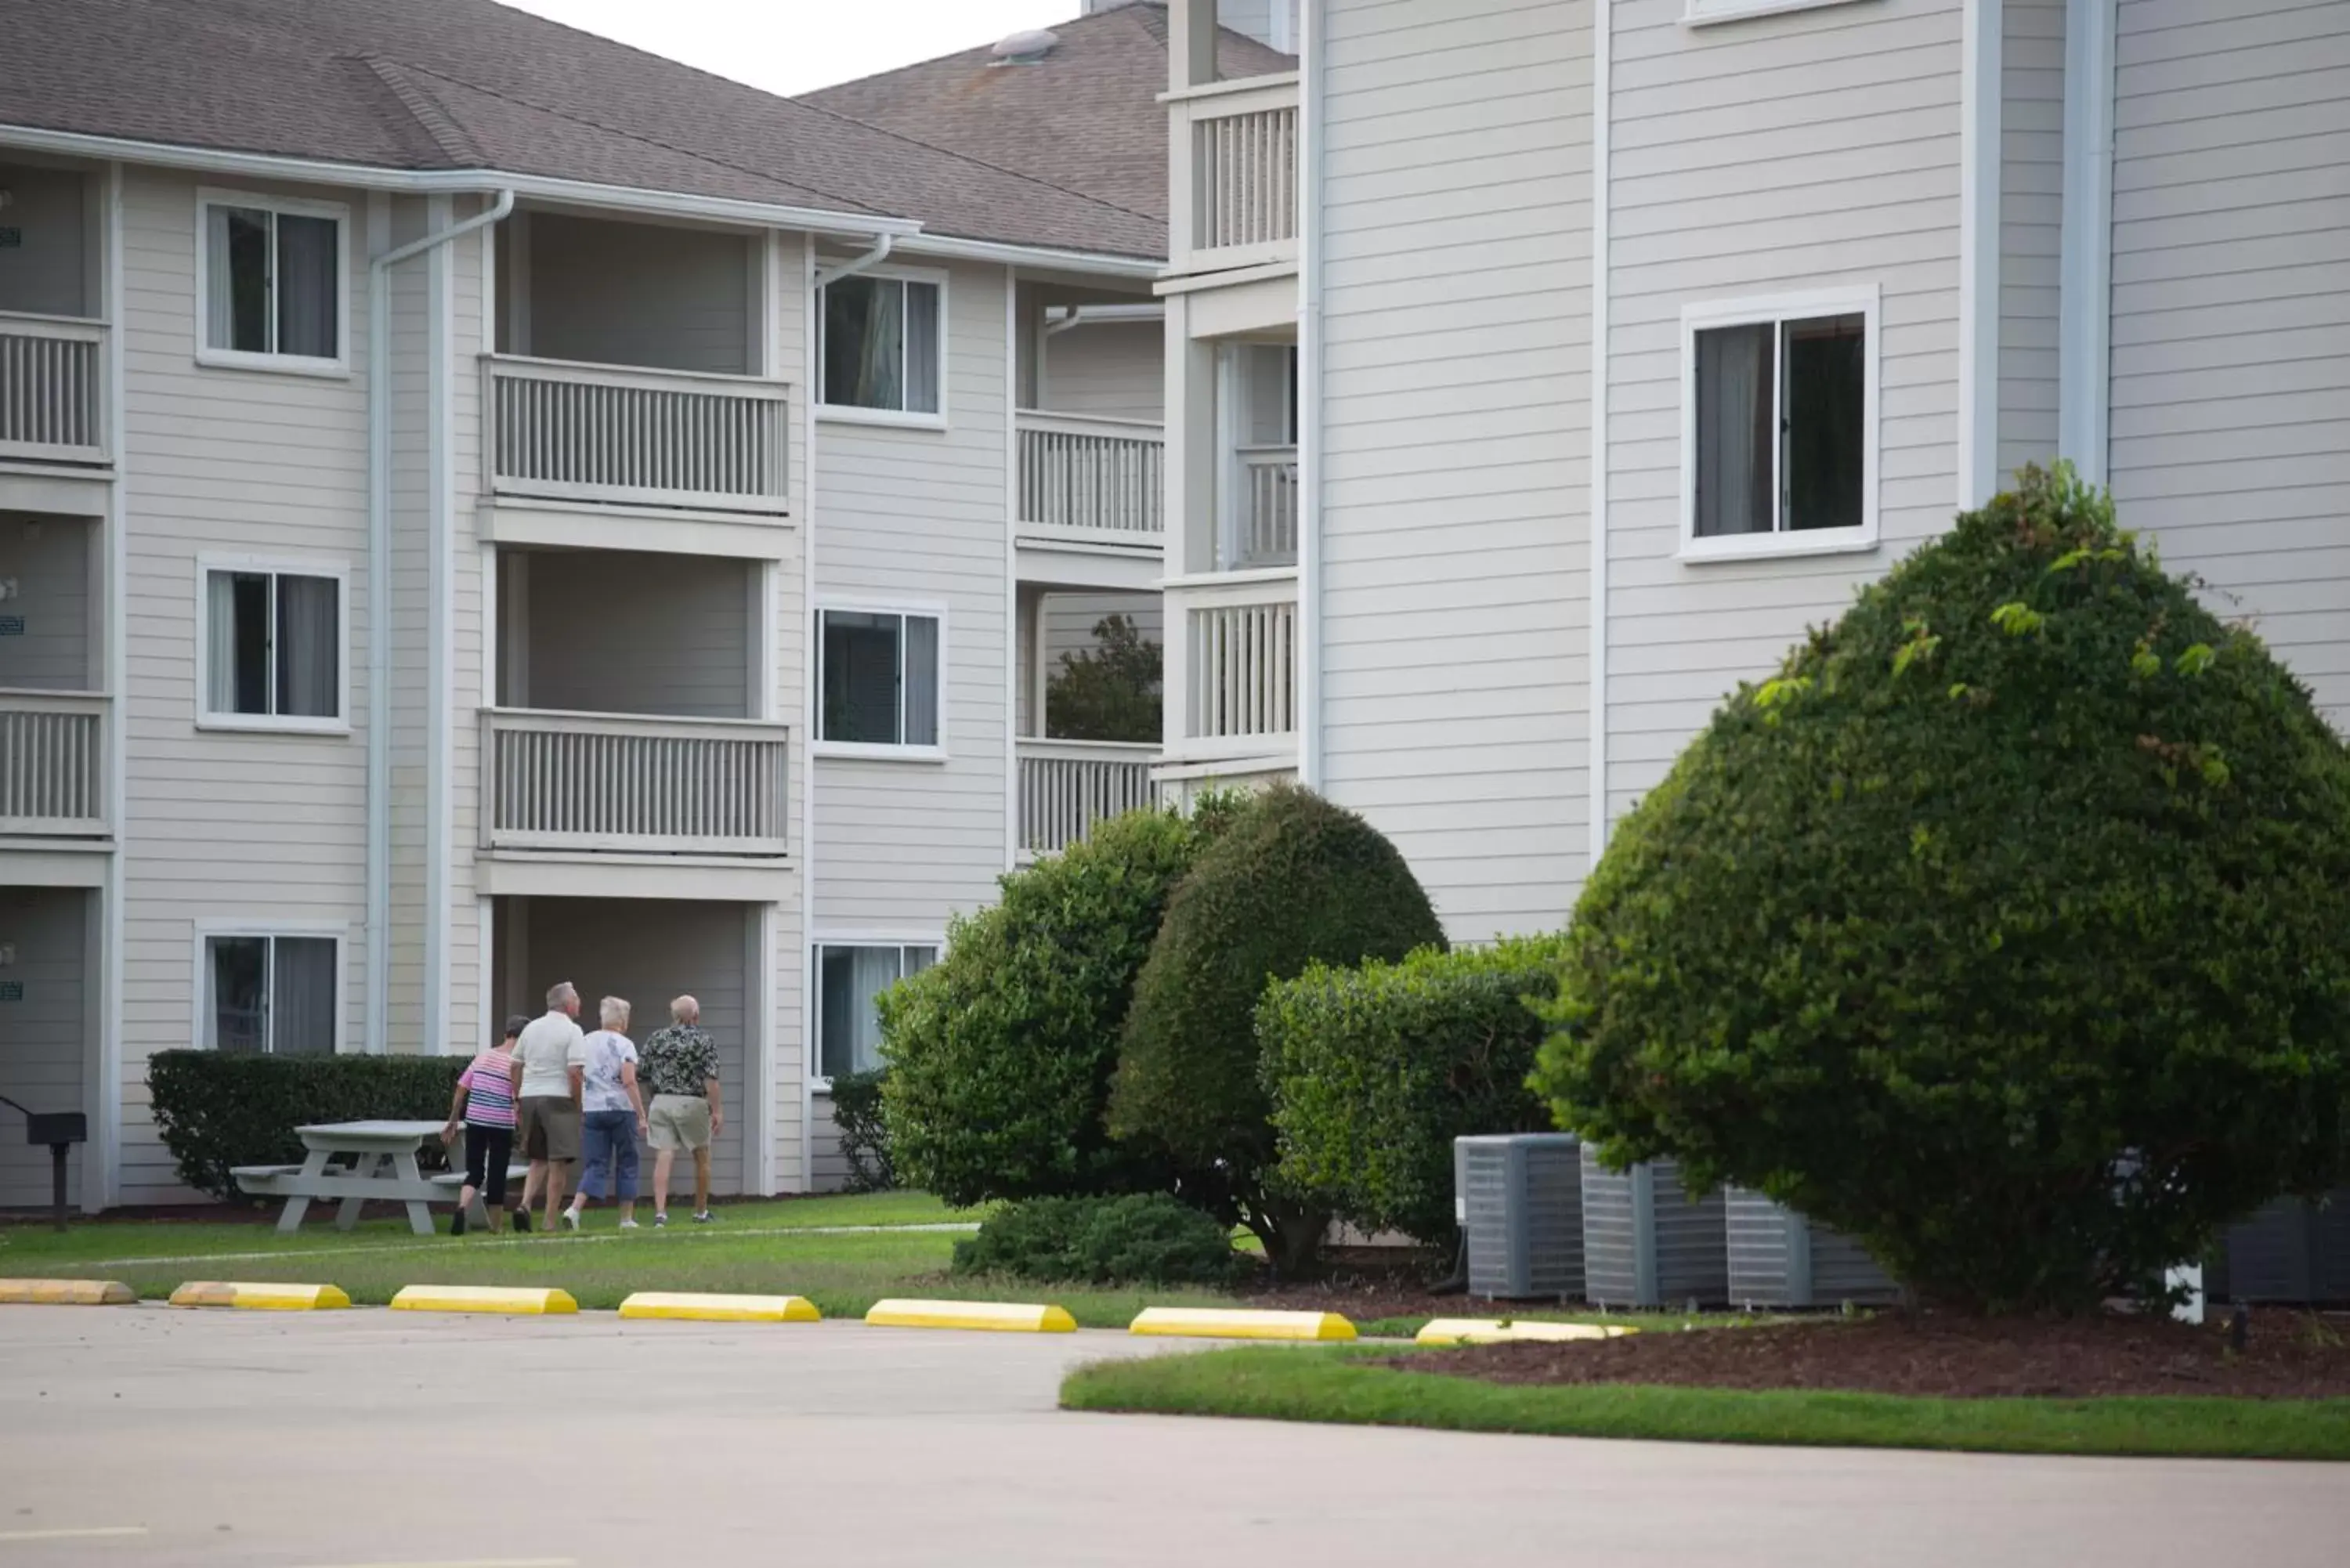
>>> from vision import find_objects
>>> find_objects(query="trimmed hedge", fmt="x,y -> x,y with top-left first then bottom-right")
1109,784 -> 1444,1271
147,1050 -> 468,1201
1262,936 -> 1567,1246
951,1193 -> 1247,1287
827,1068 -> 895,1194
878,803 -> 1238,1209
1530,464 -> 2350,1312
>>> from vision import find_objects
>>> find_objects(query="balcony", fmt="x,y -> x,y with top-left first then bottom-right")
0,692 -> 108,838
1015,410 -> 1165,591
1164,573 -> 1296,762
0,314 -> 108,466
482,355 -> 789,517
479,708 -> 789,858
1017,738 -> 1159,858
1172,75 -> 1300,276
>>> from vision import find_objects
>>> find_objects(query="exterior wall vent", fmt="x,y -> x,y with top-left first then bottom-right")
990,28 -> 1060,64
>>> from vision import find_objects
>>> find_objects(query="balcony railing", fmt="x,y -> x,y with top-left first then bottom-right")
1232,444 -> 1298,569
1015,411 -> 1164,544
0,313 -> 108,464
1172,75 -> 1300,273
1167,575 -> 1297,749
1018,738 -> 1159,857
481,707 -> 790,857
0,691 -> 108,837
483,355 -> 789,515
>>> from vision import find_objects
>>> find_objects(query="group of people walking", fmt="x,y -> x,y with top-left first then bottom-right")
439,981 -> 725,1235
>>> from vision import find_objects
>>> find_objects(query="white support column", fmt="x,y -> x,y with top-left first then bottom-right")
2059,0 -> 2117,486
750,901 -> 779,1195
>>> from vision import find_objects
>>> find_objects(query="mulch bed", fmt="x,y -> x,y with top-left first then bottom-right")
1397,1308 -> 2350,1400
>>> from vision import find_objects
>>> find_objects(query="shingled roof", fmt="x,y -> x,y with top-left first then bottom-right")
800,2 -> 1295,233
0,0 -> 1183,259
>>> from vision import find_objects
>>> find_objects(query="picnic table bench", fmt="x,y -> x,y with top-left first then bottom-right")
233,1120 -> 526,1235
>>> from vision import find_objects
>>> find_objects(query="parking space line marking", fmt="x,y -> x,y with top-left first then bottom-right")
289,1559 -> 576,1567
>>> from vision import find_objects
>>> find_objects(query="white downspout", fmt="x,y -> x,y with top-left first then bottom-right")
1296,0 -> 1325,790
813,233 -> 893,287
1588,0 -> 1612,874
366,188 -> 512,1055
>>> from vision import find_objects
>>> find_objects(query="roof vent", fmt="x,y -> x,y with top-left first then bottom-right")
990,27 -> 1059,64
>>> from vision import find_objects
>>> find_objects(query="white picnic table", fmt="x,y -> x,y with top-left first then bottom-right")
232,1120 -> 521,1236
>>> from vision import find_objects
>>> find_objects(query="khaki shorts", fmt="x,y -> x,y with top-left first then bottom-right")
648,1093 -> 712,1152
518,1094 -> 581,1163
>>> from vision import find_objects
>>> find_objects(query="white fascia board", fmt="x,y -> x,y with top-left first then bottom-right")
0,123 -> 920,240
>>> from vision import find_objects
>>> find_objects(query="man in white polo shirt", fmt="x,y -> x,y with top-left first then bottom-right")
512,981 -> 586,1234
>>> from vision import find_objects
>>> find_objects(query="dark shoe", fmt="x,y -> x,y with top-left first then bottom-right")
692,1210 -> 714,1223
450,1206 -> 468,1237
513,1208 -> 531,1234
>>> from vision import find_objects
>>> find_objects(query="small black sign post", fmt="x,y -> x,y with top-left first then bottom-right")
0,1097 -> 85,1231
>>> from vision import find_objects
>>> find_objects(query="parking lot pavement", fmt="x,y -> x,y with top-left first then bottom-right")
0,1304 -> 2343,1567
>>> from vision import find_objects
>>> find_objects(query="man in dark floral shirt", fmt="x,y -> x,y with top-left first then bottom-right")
641,995 -> 724,1225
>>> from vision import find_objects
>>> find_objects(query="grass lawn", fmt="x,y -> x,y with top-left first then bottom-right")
0,1193 -> 1233,1327
1060,1345 -> 2350,1461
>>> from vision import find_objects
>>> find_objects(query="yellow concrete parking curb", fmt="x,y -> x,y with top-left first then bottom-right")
618,1292 -> 820,1323
1129,1307 -> 1357,1342
389,1284 -> 578,1316
169,1281 -> 351,1311
864,1299 -> 1076,1333
1413,1318 -> 1637,1346
0,1279 -> 135,1306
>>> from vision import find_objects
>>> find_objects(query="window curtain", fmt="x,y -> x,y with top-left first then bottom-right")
820,945 -> 904,1077
903,282 -> 940,414
205,571 -> 240,714
1694,323 -> 1774,537
275,574 -> 338,719
858,279 -> 906,410
208,935 -> 267,1053
270,937 -> 337,1055
274,215 -> 338,359
902,615 -> 939,746
208,205 -> 271,354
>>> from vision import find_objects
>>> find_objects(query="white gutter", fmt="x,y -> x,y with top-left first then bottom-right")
365,188 -> 512,1055
1044,302 -> 1166,334
894,233 -> 1162,280
813,233 -> 894,287
1296,0 -> 1325,790
1588,0 -> 1612,873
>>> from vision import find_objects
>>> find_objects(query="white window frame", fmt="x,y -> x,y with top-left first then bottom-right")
193,186 -> 352,378
1683,0 -> 1878,27
814,265 -> 949,429
812,601 -> 949,761
1679,284 -> 1880,563
193,552 -> 352,735
810,935 -> 943,1091
190,921 -> 349,1057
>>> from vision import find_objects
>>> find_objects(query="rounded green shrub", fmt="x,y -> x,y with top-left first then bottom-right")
950,1192 -> 1247,1287
877,804 -> 1235,1209
147,1050 -> 468,1201
1531,464 -> 2350,1313
1263,936 -> 1567,1246
1109,784 -> 1445,1270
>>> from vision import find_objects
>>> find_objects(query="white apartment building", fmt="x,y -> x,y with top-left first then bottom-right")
0,0 -> 1294,1209
1159,0 -> 2348,938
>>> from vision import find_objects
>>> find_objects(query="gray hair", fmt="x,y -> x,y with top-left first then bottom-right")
599,995 -> 631,1031
547,981 -> 579,1011
671,994 -> 700,1024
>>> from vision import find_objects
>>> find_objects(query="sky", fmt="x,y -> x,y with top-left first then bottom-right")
502,0 -> 1080,97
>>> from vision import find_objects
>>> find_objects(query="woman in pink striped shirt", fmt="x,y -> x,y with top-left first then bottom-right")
439,1015 -> 526,1235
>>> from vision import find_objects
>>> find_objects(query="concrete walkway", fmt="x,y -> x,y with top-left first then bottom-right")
0,1305 -> 2341,1566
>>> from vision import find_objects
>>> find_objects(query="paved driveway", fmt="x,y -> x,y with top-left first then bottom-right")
0,1305 -> 2341,1566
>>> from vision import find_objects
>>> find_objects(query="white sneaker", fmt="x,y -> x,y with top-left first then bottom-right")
619,1218 -> 639,1230
562,1208 -> 580,1232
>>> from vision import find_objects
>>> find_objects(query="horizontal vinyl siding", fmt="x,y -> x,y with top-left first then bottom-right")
519,549 -> 751,718
118,167 -> 374,1201
1318,0 -> 1594,939
0,514 -> 95,690
1039,320 -> 1166,421
1999,0 -> 2065,482
2107,0 -> 2350,729
812,260 -> 1010,930
1604,0 -> 1965,826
